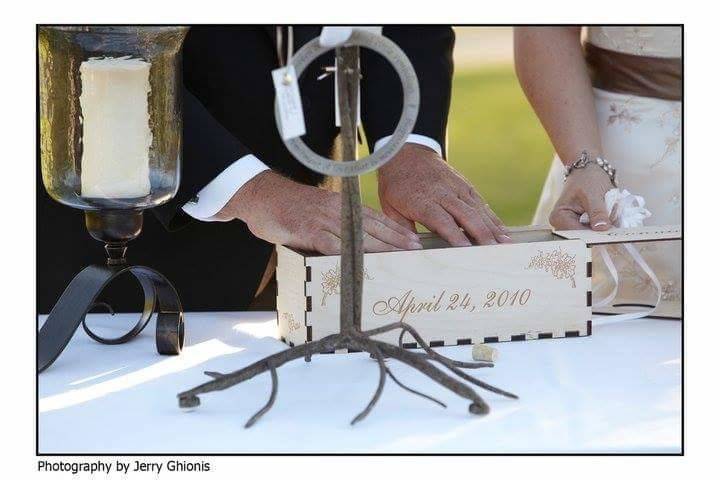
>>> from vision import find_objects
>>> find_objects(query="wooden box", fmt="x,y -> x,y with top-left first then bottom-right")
276,225 -> 681,351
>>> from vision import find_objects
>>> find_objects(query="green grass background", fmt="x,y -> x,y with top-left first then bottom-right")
359,66 -> 555,227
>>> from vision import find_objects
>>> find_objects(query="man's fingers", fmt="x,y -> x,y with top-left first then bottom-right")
460,190 -> 510,238
441,196 -> 496,245
364,206 -> 419,240
380,203 -> 418,234
481,203 -> 510,235
363,214 -> 422,250
362,234 -> 403,253
419,203 -> 472,247
479,210 -> 512,244
459,198 -> 513,245
312,231 -> 342,255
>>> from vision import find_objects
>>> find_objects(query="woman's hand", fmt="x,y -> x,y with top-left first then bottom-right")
549,163 -> 614,231
515,27 -> 610,229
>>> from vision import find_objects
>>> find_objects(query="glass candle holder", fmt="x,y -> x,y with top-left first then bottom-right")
39,26 -> 187,211
37,26 -> 188,372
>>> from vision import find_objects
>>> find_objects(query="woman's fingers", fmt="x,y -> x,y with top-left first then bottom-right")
583,193 -> 611,231
549,206 -> 586,230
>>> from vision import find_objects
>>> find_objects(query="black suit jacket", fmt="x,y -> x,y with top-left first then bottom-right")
37,25 -> 455,313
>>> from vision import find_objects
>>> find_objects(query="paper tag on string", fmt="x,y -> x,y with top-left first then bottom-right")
272,65 -> 306,140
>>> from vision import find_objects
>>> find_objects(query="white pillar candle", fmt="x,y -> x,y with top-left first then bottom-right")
79,56 -> 152,198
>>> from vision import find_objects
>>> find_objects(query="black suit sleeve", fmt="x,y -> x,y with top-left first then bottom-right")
152,87 -> 253,231
360,26 -> 455,157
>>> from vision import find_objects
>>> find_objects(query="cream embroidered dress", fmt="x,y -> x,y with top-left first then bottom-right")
532,27 -> 682,317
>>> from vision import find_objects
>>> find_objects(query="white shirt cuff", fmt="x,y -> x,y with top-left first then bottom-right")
373,134 -> 443,156
181,154 -> 270,222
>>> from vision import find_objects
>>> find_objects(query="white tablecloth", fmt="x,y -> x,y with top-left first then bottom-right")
38,312 -> 681,453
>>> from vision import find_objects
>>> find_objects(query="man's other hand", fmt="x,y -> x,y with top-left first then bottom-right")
377,144 -> 511,246
216,171 -> 423,254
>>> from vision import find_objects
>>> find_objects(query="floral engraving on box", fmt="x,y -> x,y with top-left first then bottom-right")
526,248 -> 577,288
281,312 -> 302,332
320,263 -> 372,306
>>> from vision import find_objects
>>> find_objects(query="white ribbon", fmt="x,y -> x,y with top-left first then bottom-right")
579,188 -> 652,228
580,189 -> 661,323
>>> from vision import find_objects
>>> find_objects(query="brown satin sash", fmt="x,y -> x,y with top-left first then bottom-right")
584,42 -> 682,101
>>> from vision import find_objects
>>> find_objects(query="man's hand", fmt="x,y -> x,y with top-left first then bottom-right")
216,170 -> 423,254
549,163 -> 614,231
377,144 -> 511,246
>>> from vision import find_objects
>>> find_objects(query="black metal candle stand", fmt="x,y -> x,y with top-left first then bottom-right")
37,210 -> 184,373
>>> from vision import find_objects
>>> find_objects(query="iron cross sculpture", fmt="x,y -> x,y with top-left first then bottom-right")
177,30 -> 517,427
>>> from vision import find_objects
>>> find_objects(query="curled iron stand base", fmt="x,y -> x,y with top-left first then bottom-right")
37,261 -> 184,373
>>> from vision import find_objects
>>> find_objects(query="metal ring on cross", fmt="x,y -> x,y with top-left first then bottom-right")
274,29 -> 420,177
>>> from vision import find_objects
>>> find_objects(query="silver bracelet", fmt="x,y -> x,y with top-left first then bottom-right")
564,150 -> 618,187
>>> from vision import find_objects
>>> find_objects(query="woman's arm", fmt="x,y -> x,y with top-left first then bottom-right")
514,27 -> 612,230
514,27 -> 601,164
